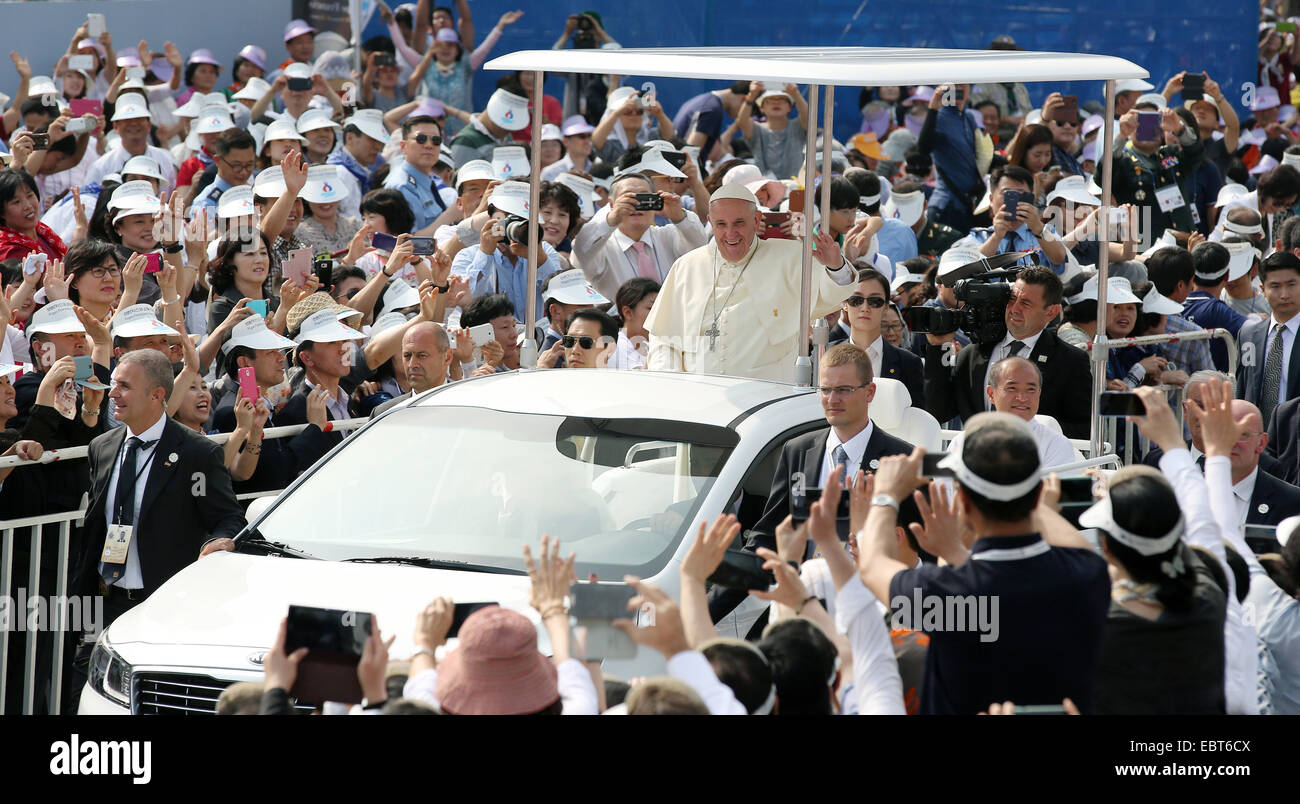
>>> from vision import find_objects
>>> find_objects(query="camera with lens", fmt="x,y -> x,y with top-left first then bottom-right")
503,215 -> 530,244
903,251 -> 1037,347
573,13 -> 596,48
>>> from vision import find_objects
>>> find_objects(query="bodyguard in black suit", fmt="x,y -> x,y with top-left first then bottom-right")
708,342 -> 914,622
924,267 -> 1092,439
1265,396 -> 1300,485
1235,253 -> 1300,427
830,270 -> 927,408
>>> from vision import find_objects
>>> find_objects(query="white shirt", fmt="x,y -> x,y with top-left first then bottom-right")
570,204 -> 709,303
861,335 -> 884,383
1263,314 -> 1299,409
983,329 -> 1044,408
102,412 -> 167,589
1232,467 -> 1259,528
608,329 -> 648,370
1028,417 -> 1077,470
84,144 -> 178,193
820,421 -> 875,488
304,378 -> 351,422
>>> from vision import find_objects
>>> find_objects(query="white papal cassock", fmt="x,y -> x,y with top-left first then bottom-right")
644,236 -> 858,382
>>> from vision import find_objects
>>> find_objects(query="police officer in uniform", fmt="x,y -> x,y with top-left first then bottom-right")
383,116 -> 457,232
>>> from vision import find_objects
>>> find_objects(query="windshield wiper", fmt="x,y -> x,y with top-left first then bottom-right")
238,538 -> 320,560
341,556 -> 526,575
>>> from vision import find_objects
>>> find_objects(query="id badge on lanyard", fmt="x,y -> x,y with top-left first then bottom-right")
1155,183 -> 1186,213
101,524 -> 132,564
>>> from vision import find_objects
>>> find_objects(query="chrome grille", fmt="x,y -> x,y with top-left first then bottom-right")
133,672 -> 313,715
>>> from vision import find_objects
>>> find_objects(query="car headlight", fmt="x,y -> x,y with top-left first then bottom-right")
89,632 -> 132,707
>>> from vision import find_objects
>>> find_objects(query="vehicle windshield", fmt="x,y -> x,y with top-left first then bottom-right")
256,406 -> 736,578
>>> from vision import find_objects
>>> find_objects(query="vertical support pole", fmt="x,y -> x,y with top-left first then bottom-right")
795,84 -> 821,388
521,70 -> 545,369
1090,79 -> 1118,459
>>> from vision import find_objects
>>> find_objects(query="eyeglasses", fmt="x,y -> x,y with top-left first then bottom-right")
845,295 -> 887,309
880,323 -> 903,332
1237,431 -> 1263,442
562,335 -> 597,349
411,133 -> 442,146
1052,119 -> 1079,128
87,265 -> 122,279
817,383 -> 869,396
220,155 -> 256,172
622,108 -> 645,117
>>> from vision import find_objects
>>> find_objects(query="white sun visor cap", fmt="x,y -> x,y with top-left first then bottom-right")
111,94 -> 150,122
455,159 -> 495,189
487,181 -> 532,219
1045,175 -> 1101,207
1067,275 -> 1141,305
253,166 -> 296,199
110,304 -> 180,339
1249,154 -> 1279,176
368,311 -> 411,341
1140,229 -> 1179,259
485,88 -> 530,132
176,91 -> 231,118
298,107 -> 341,134
28,299 -> 87,335
540,123 -> 563,142
217,185 -> 257,219
27,76 -> 59,97
1079,494 -> 1183,555
264,118 -> 308,145
1115,78 -> 1156,93
107,180 -> 161,210
1134,93 -> 1168,110
301,164 -> 350,204
383,277 -> 421,311
0,362 -> 18,381
1139,285 -> 1185,316
344,108 -> 390,145
555,173 -> 595,220
232,77 -> 272,102
222,314 -> 297,354
283,62 -> 313,82
1213,182 -> 1251,209
544,268 -> 609,305
882,189 -> 925,227
293,309 -> 366,344
617,148 -> 686,179
1223,239 -> 1259,281
937,245 -> 987,279
491,145 -> 530,180
938,427 -> 1042,501
890,270 -> 928,293
194,105 -> 236,135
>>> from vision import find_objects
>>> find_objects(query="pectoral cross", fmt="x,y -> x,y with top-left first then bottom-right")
705,320 -> 721,351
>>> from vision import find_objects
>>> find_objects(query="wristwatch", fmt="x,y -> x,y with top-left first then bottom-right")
432,281 -> 450,293
161,243 -> 184,254
870,493 -> 900,511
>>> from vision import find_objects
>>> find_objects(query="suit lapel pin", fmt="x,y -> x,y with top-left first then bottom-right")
869,459 -> 880,469
1037,355 -> 1048,362
164,452 -> 179,467
1258,503 -> 1269,514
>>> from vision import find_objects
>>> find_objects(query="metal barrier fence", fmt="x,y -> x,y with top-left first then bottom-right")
0,417 -> 369,715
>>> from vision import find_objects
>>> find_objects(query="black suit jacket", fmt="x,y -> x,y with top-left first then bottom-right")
747,424 -> 915,552
74,416 -> 246,598
277,382 -> 355,456
924,328 -> 1093,439
1265,396 -> 1300,486
211,391 -> 336,495
1143,442 -> 1284,479
1237,316 -> 1300,410
1247,469 -> 1300,528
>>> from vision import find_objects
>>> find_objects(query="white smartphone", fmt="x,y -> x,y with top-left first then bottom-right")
126,66 -> 146,82
86,14 -> 106,38
469,322 -> 494,347
23,253 -> 47,276
68,55 -> 96,72
65,117 -> 95,135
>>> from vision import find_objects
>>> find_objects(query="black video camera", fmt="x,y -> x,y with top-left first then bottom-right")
904,251 -> 1037,346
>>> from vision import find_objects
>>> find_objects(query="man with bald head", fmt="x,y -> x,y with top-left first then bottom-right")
1222,397 -> 1300,535
984,357 -> 1076,470
371,322 -> 453,417
644,183 -> 858,381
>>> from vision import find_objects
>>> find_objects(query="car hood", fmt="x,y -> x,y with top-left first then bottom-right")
106,552 -> 541,658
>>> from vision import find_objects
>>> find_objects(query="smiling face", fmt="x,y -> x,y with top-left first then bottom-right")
1229,401 -> 1266,480
709,198 -> 762,262
2,182 -> 40,232
304,127 -> 335,156
266,139 -> 297,164
175,376 -> 212,428
114,213 -> 157,251
987,359 -> 1041,422
109,360 -> 165,428
0,375 -> 16,421
539,200 -> 570,246
232,238 -> 270,288
760,96 -> 792,119
240,347 -> 287,388
73,259 -> 122,307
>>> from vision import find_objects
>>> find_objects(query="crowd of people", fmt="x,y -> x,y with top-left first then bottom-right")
2,3 -> 1300,715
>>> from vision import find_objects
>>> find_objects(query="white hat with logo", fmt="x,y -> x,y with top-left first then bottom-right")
487,181 -> 531,219
218,185 -> 257,218
485,88 -> 530,132
492,146 -> 530,180
556,173 -> 595,220
110,304 -> 180,339
294,308 -> 366,344
28,299 -> 87,335
543,268 -> 608,305
301,164 -> 350,204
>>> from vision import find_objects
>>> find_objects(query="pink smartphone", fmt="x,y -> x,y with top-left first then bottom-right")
284,248 -> 312,286
69,98 -> 103,118
143,253 -> 162,273
238,367 -> 259,402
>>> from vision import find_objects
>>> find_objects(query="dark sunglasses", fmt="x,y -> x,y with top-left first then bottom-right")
411,133 -> 442,146
622,108 -> 645,117
562,335 -> 596,349
845,295 -> 887,309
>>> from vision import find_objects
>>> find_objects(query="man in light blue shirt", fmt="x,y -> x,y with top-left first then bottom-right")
954,165 -> 1069,275
383,115 -> 456,233
449,182 -> 563,326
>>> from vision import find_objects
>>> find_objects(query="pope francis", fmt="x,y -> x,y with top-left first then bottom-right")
644,183 -> 859,382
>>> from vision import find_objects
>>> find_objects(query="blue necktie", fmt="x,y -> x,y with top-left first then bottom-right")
832,445 -> 851,479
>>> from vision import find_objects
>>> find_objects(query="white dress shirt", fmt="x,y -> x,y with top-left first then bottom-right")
819,421 -> 875,488
1028,417 -> 1077,470
570,204 -> 709,303
102,412 -> 167,589
1263,313 -> 1299,410
854,334 -> 884,383
1232,467 -> 1258,528
983,329 -> 1043,408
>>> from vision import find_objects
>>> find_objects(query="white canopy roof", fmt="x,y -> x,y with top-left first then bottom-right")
485,46 -> 1147,87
